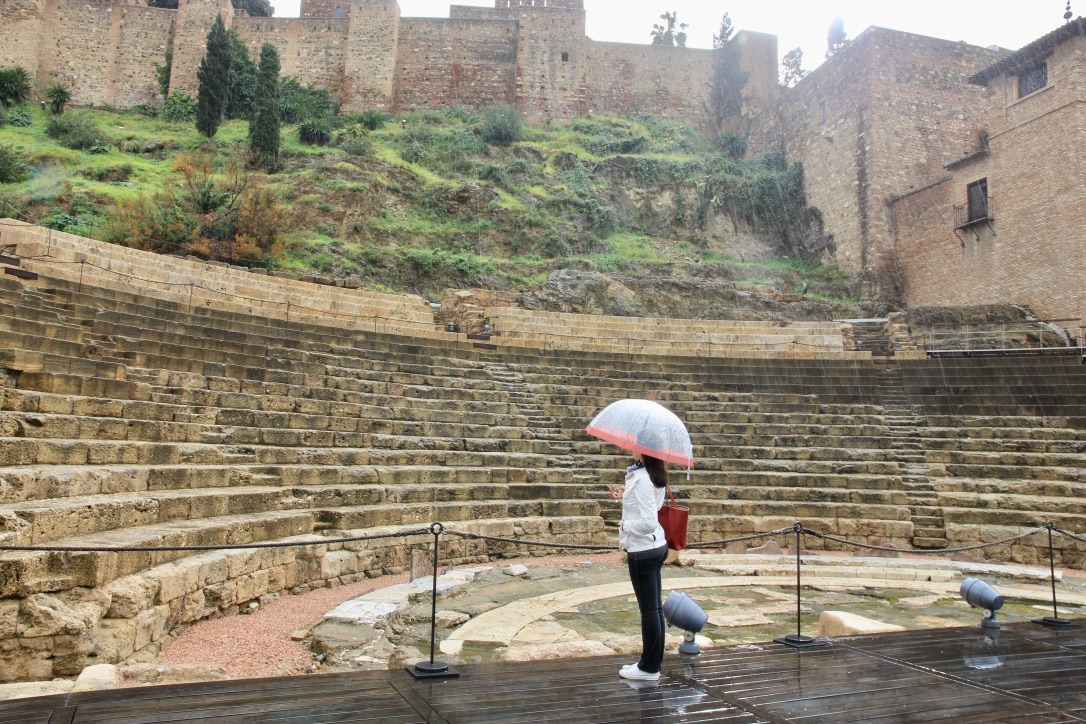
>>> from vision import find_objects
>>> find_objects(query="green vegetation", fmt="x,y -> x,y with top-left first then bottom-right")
0,67 -> 32,108
196,14 -> 231,138
249,43 -> 281,171
45,82 -> 71,115
0,100 -> 850,306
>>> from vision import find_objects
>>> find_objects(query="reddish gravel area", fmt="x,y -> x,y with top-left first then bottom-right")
159,552 -> 623,679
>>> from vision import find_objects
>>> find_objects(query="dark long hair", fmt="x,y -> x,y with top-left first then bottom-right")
642,454 -> 668,489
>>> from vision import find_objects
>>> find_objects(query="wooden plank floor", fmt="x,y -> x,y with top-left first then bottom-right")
4,621 -> 1085,723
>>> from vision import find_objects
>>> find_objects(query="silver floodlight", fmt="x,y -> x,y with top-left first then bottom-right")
664,591 -> 708,655
961,578 -> 1004,629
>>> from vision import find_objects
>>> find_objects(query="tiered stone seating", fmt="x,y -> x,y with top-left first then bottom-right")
0,220 -> 441,339
487,306 -> 868,359
0,223 -> 1085,682
901,415 -> 1086,564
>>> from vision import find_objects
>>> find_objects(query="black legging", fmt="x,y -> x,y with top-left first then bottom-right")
626,543 -> 669,673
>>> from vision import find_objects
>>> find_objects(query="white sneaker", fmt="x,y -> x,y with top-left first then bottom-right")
619,664 -> 660,681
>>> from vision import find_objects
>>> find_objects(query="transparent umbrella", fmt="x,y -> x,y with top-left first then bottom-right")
585,398 -> 694,468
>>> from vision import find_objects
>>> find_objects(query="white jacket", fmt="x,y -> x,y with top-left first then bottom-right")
619,465 -> 666,552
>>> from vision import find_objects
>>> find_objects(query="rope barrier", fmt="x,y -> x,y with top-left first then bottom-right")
0,528 -> 432,554
801,525 -> 1049,555
1054,527 -> 1086,545
443,528 -> 614,552
686,527 -> 799,549
1,521 -> 1062,558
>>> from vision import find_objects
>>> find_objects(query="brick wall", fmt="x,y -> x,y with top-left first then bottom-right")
894,33 -> 1086,321
0,0 -> 45,82
507,4 -> 587,122
393,18 -> 517,110
236,17 -> 350,92
751,28 -> 998,278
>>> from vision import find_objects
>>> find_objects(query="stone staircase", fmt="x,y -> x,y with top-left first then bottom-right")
879,366 -> 948,549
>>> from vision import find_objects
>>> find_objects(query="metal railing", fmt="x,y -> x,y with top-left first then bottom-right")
922,318 -> 1082,354
954,196 -> 995,229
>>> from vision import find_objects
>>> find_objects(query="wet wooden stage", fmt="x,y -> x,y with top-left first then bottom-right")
6,621 -> 1086,723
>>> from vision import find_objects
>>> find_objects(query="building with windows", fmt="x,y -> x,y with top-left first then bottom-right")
891,18 -> 1085,322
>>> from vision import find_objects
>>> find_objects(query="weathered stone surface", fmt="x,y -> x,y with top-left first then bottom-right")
817,611 -> 906,638
71,664 -> 118,693
435,611 -> 469,629
495,640 -> 617,663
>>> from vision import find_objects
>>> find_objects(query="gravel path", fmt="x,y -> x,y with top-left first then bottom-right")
159,552 -> 623,678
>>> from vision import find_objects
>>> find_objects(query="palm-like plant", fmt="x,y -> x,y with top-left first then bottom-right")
0,67 -> 33,108
45,82 -> 71,114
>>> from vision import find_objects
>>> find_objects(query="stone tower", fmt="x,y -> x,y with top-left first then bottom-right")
169,0 -> 235,96
503,0 -> 588,122
0,0 -> 47,83
342,0 -> 400,112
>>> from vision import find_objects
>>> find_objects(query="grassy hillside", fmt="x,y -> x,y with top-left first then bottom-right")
0,105 -> 854,307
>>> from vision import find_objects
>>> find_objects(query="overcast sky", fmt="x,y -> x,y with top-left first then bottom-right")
269,0 -> 1071,74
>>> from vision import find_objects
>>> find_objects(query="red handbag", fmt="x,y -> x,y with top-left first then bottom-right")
657,485 -> 689,550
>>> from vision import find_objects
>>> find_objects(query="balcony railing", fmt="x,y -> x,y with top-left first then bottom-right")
954,196 -> 995,229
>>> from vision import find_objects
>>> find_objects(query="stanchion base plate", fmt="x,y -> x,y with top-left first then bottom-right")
406,662 -> 460,680
1032,617 -> 1082,629
774,635 -> 828,649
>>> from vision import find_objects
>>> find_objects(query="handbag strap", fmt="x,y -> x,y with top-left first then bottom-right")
664,484 -> 676,506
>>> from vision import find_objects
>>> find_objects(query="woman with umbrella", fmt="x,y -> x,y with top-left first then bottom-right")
586,399 -> 694,682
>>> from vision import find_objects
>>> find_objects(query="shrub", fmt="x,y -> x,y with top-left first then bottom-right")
481,104 -> 521,146
473,162 -> 512,190
354,109 -> 386,131
714,129 -> 748,160
45,82 -> 71,114
85,142 -> 112,155
0,67 -> 32,108
279,77 -> 338,123
298,119 -> 332,146
161,92 -> 198,123
442,105 -> 483,124
337,123 -> 368,142
6,110 -> 31,127
341,137 -> 373,158
0,144 -> 30,183
46,114 -> 105,150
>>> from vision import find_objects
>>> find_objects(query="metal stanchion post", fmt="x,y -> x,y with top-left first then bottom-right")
775,524 -> 827,649
407,522 -> 459,679
1033,522 -> 1081,629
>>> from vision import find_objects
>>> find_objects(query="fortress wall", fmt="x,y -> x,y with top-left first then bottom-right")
113,5 -> 175,107
749,37 -> 872,274
509,5 -> 587,122
0,0 -> 46,81
43,0 -> 122,106
236,17 -> 350,92
750,29 -> 996,278
393,18 -> 517,110
169,0 -> 234,97
583,41 -> 714,133
342,0 -> 400,112
300,0 -> 348,18
449,4 -> 505,19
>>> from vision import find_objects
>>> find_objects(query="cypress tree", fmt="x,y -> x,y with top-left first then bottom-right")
196,14 -> 232,138
249,43 -> 281,170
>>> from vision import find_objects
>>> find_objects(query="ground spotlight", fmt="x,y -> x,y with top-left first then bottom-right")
664,591 -> 707,655
961,578 -> 1004,629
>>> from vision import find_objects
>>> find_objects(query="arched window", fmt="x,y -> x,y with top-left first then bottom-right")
334,6 -> 343,18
